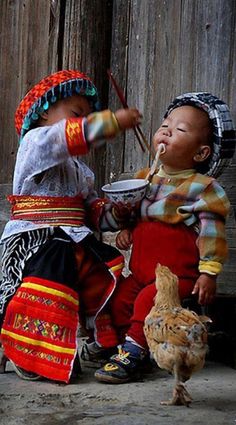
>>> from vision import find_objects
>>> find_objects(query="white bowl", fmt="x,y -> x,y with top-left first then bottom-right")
102,179 -> 149,204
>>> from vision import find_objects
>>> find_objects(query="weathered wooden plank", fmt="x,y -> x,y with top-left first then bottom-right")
124,0 -> 172,173
218,164 -> 236,207
62,0 -> 113,194
194,0 -> 235,96
105,0 -> 132,184
108,0 -> 236,293
0,0 -> 53,185
48,0 -> 61,72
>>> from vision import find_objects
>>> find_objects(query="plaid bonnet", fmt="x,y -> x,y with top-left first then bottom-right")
165,92 -> 236,177
15,70 -> 100,140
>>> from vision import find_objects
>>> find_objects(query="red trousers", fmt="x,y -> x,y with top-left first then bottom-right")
110,221 -> 199,348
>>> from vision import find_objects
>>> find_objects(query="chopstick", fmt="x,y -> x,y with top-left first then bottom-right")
107,70 -> 155,159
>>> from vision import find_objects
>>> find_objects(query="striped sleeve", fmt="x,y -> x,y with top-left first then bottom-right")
65,110 -> 120,155
195,180 -> 230,274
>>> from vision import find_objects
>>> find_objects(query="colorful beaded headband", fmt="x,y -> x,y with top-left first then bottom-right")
15,70 -> 100,140
165,92 -> 236,177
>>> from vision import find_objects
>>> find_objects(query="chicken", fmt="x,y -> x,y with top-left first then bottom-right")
144,264 -> 211,406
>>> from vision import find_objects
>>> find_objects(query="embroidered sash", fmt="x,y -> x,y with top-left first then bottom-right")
8,194 -> 85,227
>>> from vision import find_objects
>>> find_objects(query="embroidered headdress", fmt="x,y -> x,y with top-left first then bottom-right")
15,70 -> 100,140
165,92 -> 235,177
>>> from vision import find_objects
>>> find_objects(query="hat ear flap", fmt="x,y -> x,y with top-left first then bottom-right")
193,145 -> 211,163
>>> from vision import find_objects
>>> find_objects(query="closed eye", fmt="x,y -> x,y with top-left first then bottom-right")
177,128 -> 186,132
161,124 -> 168,128
72,111 -> 82,117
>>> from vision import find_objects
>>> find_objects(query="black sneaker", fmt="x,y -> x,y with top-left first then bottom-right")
94,341 -> 147,384
80,341 -> 117,368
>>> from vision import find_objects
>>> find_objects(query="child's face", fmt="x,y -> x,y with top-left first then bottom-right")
39,94 -> 92,126
152,106 -> 212,172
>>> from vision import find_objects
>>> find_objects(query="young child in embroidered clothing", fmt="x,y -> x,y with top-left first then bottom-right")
0,70 -> 142,383
95,92 -> 236,384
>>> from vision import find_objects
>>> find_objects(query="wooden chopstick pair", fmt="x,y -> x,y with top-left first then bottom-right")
107,70 -> 155,160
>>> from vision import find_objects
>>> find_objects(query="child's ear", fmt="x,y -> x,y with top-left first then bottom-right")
40,111 -> 49,121
193,145 -> 211,163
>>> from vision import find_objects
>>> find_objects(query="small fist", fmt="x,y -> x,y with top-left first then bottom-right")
115,108 -> 142,130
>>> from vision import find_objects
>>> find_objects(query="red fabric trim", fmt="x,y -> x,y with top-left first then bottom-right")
105,255 -> 124,282
8,194 -> 84,208
3,339 -> 74,382
87,198 -> 109,229
1,277 -> 79,382
22,276 -> 79,300
8,194 -> 85,226
6,299 -> 78,330
65,117 -> 89,155
105,255 -> 124,269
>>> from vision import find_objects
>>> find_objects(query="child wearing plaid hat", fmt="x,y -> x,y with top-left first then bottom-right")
0,70 -> 142,382
95,92 -> 236,384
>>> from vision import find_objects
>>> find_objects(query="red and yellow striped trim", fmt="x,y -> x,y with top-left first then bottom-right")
1,276 -> 79,382
65,118 -> 89,155
8,194 -> 86,226
15,70 -> 92,136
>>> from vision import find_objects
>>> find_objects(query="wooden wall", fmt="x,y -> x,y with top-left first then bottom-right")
0,0 -> 235,292
106,0 -> 236,293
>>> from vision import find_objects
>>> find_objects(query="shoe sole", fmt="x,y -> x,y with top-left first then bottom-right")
94,371 -> 130,384
10,361 -> 41,381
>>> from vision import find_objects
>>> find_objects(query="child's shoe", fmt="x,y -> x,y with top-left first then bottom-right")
80,341 -> 117,368
94,341 -> 147,383
10,361 -> 41,381
0,344 -> 8,374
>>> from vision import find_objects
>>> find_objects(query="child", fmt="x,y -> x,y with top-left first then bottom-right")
95,92 -> 236,384
0,70 -> 142,382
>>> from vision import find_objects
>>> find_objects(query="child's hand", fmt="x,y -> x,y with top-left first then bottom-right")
115,108 -> 142,130
192,273 -> 217,305
116,229 -> 133,250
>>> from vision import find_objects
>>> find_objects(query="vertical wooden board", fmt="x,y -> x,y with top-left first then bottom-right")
48,0 -> 61,73
194,0 -> 234,95
187,0 -> 236,289
107,0 -> 236,291
62,0 -> 113,193
149,0 -> 183,132
123,0 -> 190,174
0,0 -> 60,235
176,0 -> 198,93
0,0 -> 53,184
124,0 -> 163,174
105,0 -> 131,183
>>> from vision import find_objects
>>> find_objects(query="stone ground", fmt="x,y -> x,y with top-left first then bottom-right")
0,358 -> 235,425
1,237 -> 235,424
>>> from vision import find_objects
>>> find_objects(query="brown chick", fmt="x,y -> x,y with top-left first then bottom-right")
144,264 -> 211,407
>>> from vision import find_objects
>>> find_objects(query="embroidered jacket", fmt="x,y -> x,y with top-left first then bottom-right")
1,110 -> 120,243
133,166 -> 230,275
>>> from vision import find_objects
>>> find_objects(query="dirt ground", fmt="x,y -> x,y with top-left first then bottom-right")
0,355 -> 236,425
